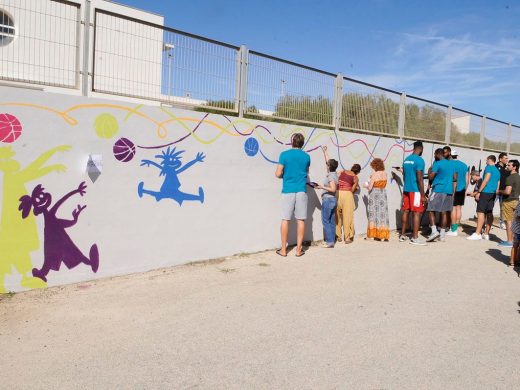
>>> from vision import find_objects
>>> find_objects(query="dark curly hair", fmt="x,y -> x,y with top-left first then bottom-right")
351,164 -> 361,174
370,158 -> 385,172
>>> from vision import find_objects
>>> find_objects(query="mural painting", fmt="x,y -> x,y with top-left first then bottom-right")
19,182 -> 99,282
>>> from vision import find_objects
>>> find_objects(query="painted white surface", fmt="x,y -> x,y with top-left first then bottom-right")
0,85 -> 509,292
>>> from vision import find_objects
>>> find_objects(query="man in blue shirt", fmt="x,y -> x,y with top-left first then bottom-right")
467,155 -> 501,241
399,140 -> 427,245
275,133 -> 310,257
426,148 -> 457,242
445,149 -> 469,237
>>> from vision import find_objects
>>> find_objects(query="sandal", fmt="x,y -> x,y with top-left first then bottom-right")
276,249 -> 287,257
295,250 -> 306,257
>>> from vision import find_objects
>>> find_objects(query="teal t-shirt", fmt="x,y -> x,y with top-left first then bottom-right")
279,148 -> 310,193
432,159 -> 456,194
481,165 -> 500,194
453,160 -> 468,192
403,154 -> 425,193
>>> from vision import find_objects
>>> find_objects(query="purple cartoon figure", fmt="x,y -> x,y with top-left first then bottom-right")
18,182 -> 99,282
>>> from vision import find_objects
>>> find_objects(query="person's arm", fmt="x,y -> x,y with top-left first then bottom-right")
465,171 -> 470,191
417,169 -> 426,201
367,174 -> 375,191
452,172 -> 458,195
475,173 -> 491,200
318,180 -> 337,193
321,146 -> 330,168
351,176 -> 359,193
275,164 -> 284,178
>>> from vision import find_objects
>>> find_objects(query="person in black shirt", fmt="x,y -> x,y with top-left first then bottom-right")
496,152 -> 509,229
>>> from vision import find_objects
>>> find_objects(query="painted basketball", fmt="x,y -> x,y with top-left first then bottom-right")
113,137 -> 136,162
94,113 -> 119,139
244,137 -> 259,157
0,113 -> 22,143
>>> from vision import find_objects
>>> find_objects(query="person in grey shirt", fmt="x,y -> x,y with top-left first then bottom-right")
316,146 -> 338,248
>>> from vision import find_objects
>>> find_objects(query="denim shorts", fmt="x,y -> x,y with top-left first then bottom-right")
281,192 -> 308,220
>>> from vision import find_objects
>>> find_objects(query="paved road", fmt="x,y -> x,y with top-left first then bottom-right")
2,225 -> 520,389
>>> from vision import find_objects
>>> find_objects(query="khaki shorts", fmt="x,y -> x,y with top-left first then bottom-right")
502,200 -> 518,222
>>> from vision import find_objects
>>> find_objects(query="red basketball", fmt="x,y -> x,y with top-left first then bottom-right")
0,113 -> 23,143
113,137 -> 136,162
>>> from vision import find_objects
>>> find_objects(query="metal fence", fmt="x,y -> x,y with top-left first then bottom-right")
0,0 -> 518,153
0,0 -> 80,88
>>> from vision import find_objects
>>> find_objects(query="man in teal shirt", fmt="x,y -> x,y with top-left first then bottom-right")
446,149 -> 469,236
467,155 -> 501,241
427,148 -> 457,242
275,133 -> 310,257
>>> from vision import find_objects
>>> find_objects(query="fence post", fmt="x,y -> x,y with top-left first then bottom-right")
235,45 -> 249,117
507,123 -> 512,154
333,74 -> 343,131
398,93 -> 406,139
445,105 -> 452,145
81,0 -> 92,96
480,116 -> 486,151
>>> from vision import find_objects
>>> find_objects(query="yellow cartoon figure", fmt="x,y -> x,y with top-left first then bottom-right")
0,145 -> 71,292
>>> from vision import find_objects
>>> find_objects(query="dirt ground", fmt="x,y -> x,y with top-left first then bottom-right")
2,222 -> 520,389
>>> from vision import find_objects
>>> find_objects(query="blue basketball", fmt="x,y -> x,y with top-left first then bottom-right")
244,137 -> 259,157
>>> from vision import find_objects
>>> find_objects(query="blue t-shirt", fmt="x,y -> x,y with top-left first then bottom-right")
278,148 -> 310,193
432,159 -> 456,195
453,160 -> 468,192
403,154 -> 425,193
481,165 -> 500,194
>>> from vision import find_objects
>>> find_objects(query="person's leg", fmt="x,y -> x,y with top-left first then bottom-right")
279,193 -> 294,256
296,220 -> 305,254
511,242 -> 518,266
474,212 -> 485,234
440,211 -> 448,230
429,211 -> 437,230
412,212 -> 422,239
401,210 -> 409,237
280,220 -> 289,256
506,221 -> 513,243
294,192 -> 308,255
485,213 -> 494,236
322,198 -> 335,245
344,191 -> 355,242
336,191 -> 344,241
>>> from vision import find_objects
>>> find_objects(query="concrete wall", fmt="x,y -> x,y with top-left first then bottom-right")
0,85 -> 508,292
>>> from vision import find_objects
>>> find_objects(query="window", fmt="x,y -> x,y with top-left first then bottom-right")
0,9 -> 15,47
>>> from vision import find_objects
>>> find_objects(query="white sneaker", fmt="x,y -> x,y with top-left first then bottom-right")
482,234 -> 490,241
426,231 -> 440,242
467,233 -> 482,241
410,238 -> 427,246
445,230 -> 458,237
440,231 -> 446,242
399,235 -> 409,242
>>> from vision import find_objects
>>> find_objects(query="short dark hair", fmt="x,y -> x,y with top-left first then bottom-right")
435,148 -> 444,156
291,133 -> 305,148
413,140 -> 423,150
510,159 -> 519,172
443,146 -> 451,153
488,155 -> 497,163
328,159 -> 338,172
351,164 -> 361,174
499,152 -> 508,160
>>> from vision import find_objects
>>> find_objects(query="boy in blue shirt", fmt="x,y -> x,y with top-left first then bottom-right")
467,155 -> 501,240
275,133 -> 311,256
446,149 -> 469,236
426,148 -> 457,242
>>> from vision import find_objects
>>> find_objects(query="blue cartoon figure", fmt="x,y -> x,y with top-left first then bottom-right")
138,147 -> 205,205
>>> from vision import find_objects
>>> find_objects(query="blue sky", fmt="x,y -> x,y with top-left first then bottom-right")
117,0 -> 520,125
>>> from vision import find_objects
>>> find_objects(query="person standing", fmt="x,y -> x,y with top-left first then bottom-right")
426,148 -> 457,242
336,164 -> 361,244
316,146 -> 338,248
496,152 -> 509,229
446,150 -> 469,236
399,140 -> 427,245
365,158 -> 390,241
467,155 -> 501,241
498,159 -> 520,247
275,133 -> 310,257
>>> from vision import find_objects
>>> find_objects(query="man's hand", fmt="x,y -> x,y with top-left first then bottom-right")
475,192 -> 481,201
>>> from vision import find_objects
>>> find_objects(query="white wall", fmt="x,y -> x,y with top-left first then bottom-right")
0,85 -> 508,293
